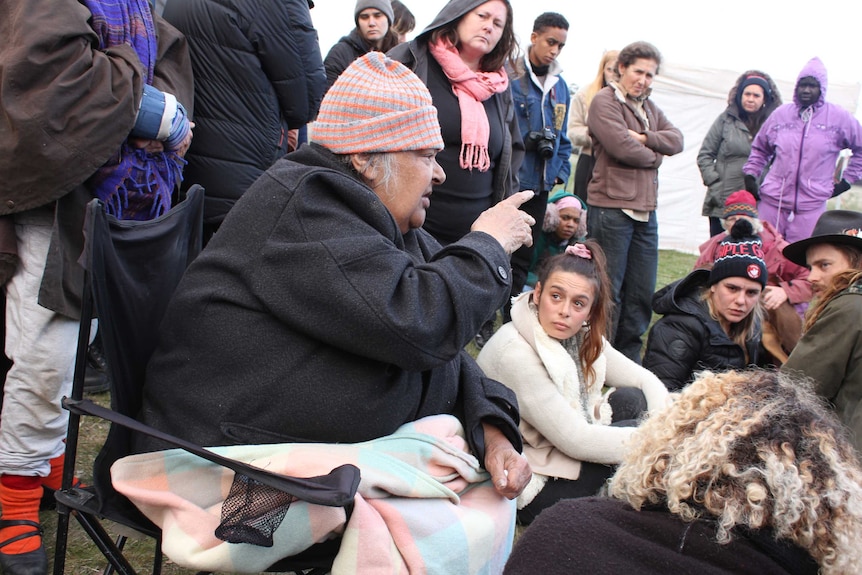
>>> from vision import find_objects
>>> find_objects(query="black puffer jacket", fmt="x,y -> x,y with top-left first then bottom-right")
163,0 -> 325,225
643,269 -> 761,391
323,28 -> 372,91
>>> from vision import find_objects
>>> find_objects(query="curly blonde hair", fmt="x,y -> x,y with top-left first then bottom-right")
609,369 -> 862,574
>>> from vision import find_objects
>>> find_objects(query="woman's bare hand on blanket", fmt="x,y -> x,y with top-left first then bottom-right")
481,422 -> 531,499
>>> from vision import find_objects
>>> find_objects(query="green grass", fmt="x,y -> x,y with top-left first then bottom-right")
41,392 -> 201,575
47,250 -> 697,573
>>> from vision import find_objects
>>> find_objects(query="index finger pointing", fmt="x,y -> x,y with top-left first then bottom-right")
500,189 -> 536,209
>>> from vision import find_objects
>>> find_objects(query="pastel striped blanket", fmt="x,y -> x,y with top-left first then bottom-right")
111,414 -> 516,573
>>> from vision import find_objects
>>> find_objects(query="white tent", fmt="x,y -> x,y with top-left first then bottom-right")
646,63 -> 861,253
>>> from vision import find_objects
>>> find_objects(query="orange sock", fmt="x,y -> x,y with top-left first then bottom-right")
0,476 -> 43,554
40,454 -> 66,492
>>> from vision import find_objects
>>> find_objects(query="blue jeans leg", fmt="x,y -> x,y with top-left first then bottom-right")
587,208 -> 657,363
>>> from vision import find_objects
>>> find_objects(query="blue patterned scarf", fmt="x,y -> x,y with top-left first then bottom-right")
83,0 -> 185,220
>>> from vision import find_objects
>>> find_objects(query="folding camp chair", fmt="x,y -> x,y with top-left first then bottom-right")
52,186 -> 360,575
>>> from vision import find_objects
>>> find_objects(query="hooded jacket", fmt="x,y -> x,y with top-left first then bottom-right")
163,0 -> 326,226
698,71 -> 781,218
388,0 -> 524,212
644,269 -> 761,391
477,293 -> 667,508
586,82 -> 684,211
137,143 -> 522,461
509,53 -> 572,192
744,58 -> 862,214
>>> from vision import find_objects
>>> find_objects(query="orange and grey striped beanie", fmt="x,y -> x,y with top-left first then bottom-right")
313,52 -> 443,154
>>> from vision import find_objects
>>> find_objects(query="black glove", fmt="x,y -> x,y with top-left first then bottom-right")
832,179 -> 852,197
743,174 -> 760,200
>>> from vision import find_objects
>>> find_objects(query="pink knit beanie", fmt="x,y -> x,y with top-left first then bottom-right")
313,52 -> 443,154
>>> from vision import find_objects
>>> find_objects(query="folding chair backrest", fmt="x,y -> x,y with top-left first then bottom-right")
85,185 -> 204,515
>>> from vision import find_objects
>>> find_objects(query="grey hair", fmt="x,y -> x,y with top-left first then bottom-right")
342,152 -> 399,196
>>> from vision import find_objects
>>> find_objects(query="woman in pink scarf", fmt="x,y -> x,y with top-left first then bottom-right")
389,0 -> 524,247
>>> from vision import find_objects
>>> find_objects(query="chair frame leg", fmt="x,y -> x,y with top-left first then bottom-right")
54,272 -> 94,575
69,508 -> 138,575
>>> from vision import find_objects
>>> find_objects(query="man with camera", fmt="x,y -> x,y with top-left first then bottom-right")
508,12 -> 573,298
586,41 -> 683,363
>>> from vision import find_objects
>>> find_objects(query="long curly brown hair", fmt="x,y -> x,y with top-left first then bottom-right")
609,369 -> 862,574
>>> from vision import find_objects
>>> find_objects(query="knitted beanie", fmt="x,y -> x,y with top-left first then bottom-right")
709,218 -> 767,288
738,74 -> 772,99
313,52 -> 443,154
355,0 -> 394,25
723,190 -> 759,219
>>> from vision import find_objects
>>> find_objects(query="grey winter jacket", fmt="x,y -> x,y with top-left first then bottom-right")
697,109 -> 755,218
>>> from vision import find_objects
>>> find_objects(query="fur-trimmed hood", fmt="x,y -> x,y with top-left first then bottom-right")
726,69 -> 782,120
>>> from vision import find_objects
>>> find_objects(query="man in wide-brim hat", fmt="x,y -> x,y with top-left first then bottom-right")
782,209 -> 862,454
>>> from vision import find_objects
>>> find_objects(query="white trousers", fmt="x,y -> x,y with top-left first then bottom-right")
0,209 -> 79,476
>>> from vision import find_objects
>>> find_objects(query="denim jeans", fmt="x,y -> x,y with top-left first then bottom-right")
587,207 -> 657,363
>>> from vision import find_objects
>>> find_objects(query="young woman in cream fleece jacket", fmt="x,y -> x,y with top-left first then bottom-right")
477,240 -> 668,524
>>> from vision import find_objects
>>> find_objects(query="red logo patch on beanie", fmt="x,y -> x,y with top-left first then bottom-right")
747,264 -> 762,279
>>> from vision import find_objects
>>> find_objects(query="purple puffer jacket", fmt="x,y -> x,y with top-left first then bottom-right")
744,57 -> 862,213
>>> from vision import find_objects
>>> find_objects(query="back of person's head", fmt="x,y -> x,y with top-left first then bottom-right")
617,40 -> 662,73
609,369 -> 862,574
390,0 -> 415,38
532,12 -> 568,33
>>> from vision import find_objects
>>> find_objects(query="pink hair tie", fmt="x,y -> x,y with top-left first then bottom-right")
565,244 -> 592,260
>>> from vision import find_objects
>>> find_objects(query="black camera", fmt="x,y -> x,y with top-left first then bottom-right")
525,128 -> 556,160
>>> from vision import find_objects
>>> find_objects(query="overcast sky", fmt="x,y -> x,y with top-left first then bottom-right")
311,0 -> 861,116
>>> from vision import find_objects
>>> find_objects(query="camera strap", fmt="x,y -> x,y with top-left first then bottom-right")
519,74 -> 564,133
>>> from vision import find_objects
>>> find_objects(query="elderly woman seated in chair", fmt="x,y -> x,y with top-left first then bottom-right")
131,52 -> 533,572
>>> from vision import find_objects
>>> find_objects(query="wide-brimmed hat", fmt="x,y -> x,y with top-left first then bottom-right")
783,210 -> 862,266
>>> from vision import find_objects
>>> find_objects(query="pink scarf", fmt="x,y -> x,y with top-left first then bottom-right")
428,37 -> 509,171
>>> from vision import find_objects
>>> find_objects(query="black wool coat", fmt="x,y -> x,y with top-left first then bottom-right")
137,144 -> 522,462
